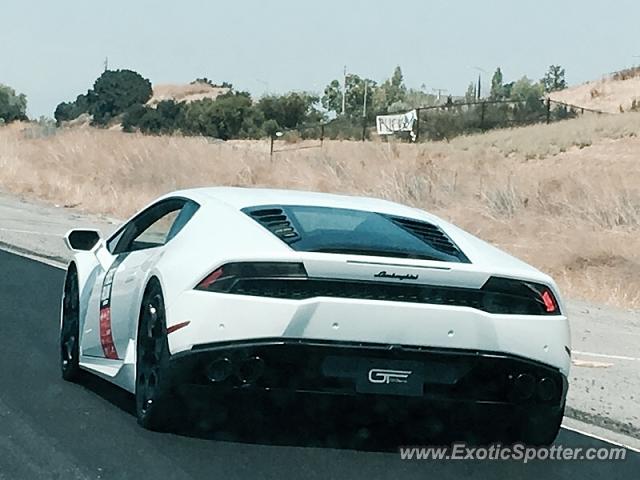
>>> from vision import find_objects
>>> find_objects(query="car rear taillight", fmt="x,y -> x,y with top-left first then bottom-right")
195,262 -> 307,292
481,277 -> 560,315
540,289 -> 558,313
198,268 -> 225,290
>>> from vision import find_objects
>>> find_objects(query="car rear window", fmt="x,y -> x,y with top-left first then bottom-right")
243,205 -> 469,263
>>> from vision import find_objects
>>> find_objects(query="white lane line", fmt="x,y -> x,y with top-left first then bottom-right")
0,227 -> 63,237
561,423 -> 640,453
573,350 -> 640,362
571,359 -> 614,368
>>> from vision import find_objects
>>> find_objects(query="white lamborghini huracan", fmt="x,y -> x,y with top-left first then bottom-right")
61,187 -> 570,444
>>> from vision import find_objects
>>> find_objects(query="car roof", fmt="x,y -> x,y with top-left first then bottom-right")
170,186 -> 430,219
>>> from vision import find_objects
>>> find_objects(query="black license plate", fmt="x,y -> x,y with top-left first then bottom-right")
355,359 -> 424,397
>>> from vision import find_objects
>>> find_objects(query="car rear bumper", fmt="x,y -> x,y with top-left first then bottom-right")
166,291 -> 571,375
167,338 -> 568,410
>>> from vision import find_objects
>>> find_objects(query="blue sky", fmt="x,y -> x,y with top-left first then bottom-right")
2,0 -> 639,117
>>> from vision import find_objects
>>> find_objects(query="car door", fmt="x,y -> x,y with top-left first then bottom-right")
86,198 -> 197,360
80,247 -> 118,358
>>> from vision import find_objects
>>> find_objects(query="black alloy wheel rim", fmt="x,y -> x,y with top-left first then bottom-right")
137,293 -> 166,416
61,271 -> 79,370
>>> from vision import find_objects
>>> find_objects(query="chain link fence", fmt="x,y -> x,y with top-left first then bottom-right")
270,98 -> 609,157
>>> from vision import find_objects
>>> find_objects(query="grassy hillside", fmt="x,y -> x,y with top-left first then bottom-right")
148,82 -> 230,106
550,67 -> 640,113
1,114 -> 639,308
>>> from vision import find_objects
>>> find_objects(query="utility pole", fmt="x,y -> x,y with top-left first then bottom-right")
363,80 -> 368,118
432,88 -> 448,102
104,56 -> 109,72
362,80 -> 368,142
477,74 -> 481,100
342,65 -> 347,116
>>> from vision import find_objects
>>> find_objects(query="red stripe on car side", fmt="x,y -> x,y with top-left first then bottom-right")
167,321 -> 191,334
99,307 -> 119,359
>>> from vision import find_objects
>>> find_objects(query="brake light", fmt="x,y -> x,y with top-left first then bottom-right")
481,277 -> 561,315
195,262 -> 307,292
197,267 -> 224,290
541,289 -> 558,313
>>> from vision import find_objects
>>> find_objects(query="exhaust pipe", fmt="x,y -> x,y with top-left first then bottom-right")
236,356 -> 265,384
512,373 -> 536,401
537,377 -> 557,402
206,357 -> 233,383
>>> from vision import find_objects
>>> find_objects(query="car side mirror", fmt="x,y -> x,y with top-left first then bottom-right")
65,229 -> 102,252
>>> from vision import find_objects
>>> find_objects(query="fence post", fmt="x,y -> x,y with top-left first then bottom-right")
546,97 -> 551,124
269,135 -> 274,160
415,109 -> 420,142
320,124 -> 325,148
480,101 -> 486,130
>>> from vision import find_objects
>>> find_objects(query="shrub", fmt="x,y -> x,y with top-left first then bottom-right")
262,119 -> 280,137
55,70 -> 152,126
257,92 -> 322,130
122,101 -> 185,135
0,84 -> 28,123
54,93 -> 90,124
182,92 -> 257,140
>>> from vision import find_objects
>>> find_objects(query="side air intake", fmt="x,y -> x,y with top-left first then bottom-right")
388,216 -> 469,263
247,208 -> 300,243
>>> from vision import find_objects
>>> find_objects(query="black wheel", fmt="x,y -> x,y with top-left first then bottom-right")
135,280 -> 174,431
61,264 -> 81,382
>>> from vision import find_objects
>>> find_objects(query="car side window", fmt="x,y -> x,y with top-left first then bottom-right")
108,198 -> 199,254
132,210 -> 182,250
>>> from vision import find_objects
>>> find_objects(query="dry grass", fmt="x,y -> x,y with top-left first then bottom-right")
1,114 -> 640,309
148,83 -> 230,106
549,71 -> 640,113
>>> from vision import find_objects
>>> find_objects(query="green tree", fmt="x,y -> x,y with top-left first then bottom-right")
262,119 -> 280,137
321,75 -> 377,119
182,91 -> 257,140
542,65 -> 567,93
490,68 -> 505,100
511,76 -> 545,122
321,79 -> 342,114
512,76 -> 544,101
122,100 -> 185,135
257,92 -> 321,129
503,82 -> 515,99
121,104 -> 148,132
0,84 -> 28,123
387,88 -> 437,113
54,93 -> 90,124
380,66 -> 407,107
89,69 -> 153,125
465,82 -> 477,103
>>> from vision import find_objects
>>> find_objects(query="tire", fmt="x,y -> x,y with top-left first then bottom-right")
516,406 -> 564,446
61,264 -> 82,382
135,280 -> 175,431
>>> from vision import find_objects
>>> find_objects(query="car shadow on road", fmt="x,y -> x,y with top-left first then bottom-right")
80,375 -> 497,452
78,371 -> 137,416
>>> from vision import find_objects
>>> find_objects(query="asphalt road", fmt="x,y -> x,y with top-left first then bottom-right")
0,249 -> 637,480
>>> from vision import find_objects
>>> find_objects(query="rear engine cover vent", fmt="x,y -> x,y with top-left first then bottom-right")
389,216 -> 469,262
246,208 -> 300,243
